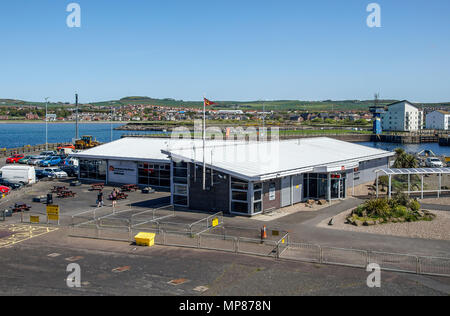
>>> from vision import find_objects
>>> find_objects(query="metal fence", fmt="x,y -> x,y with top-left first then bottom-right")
5,200 -> 445,279
282,244 -> 450,278
74,224 -> 450,277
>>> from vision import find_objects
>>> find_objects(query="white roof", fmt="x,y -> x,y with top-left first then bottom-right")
72,137 -> 240,163
164,137 -> 395,181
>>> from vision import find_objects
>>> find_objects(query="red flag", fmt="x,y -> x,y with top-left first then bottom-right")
204,98 -> 216,106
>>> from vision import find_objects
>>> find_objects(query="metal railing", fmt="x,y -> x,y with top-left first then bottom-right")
69,221 -> 450,278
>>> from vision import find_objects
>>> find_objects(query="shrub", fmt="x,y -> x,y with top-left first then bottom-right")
352,205 -> 366,217
392,205 -> 408,218
363,198 -> 391,218
409,200 -> 421,212
390,192 -> 410,208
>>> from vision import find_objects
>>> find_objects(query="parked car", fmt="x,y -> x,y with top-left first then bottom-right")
59,165 -> 79,177
39,156 -> 62,167
40,151 -> 57,157
35,170 -> 50,180
18,156 -> 33,164
0,178 -> 23,190
425,157 -> 444,168
28,156 -> 46,166
0,186 -> 11,194
43,168 -> 68,178
6,154 -> 25,164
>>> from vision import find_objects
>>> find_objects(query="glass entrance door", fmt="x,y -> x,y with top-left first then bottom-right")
331,176 -> 346,200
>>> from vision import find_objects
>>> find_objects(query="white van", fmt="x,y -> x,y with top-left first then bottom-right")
0,166 -> 36,184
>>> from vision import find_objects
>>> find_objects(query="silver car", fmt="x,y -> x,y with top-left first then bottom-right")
28,156 -> 45,166
425,157 -> 444,168
43,168 -> 68,178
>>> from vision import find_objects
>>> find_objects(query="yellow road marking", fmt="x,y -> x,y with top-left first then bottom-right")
0,224 -> 58,248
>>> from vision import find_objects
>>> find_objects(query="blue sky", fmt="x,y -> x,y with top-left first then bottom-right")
0,0 -> 449,103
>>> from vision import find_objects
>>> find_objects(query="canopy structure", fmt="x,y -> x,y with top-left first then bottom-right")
374,168 -> 450,199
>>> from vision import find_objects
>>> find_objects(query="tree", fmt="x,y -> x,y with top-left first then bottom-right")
393,148 -> 418,168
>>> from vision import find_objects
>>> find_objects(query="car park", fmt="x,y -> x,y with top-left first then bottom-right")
6,154 -> 25,164
43,168 -> 68,178
39,156 -> 62,167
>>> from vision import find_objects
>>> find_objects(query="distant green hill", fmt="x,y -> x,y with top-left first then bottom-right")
2,97 -> 450,112
91,97 -> 450,111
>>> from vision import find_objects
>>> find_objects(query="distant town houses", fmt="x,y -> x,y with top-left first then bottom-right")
1,100 -> 449,132
25,113 -> 39,120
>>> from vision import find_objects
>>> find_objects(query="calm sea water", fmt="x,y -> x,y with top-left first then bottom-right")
0,123 -> 160,149
0,123 -> 449,156
357,142 -> 450,156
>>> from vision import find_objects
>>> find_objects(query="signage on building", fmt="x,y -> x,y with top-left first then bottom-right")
269,183 -> 276,201
108,160 -> 137,184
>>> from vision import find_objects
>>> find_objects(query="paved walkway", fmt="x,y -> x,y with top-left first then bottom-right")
421,203 -> 450,212
259,199 -> 450,258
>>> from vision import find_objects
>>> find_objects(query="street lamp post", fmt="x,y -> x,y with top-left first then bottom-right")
110,106 -> 113,142
45,97 -> 49,150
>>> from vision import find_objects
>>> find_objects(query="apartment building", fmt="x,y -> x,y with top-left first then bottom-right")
426,110 -> 450,130
381,100 -> 423,132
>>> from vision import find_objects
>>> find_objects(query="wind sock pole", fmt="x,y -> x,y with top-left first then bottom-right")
203,96 -> 206,190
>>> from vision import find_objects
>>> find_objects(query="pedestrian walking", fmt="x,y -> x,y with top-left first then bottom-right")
111,188 -> 117,208
97,191 -> 104,208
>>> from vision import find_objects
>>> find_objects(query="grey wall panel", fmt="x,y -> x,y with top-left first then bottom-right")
281,177 -> 291,207
292,175 -> 303,204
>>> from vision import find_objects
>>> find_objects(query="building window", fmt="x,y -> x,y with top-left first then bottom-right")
253,182 -> 263,214
79,159 -> 106,181
231,177 -> 249,214
138,163 -> 170,187
173,162 -> 188,206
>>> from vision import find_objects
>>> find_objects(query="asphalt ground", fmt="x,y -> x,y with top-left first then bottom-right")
1,174 -> 450,295
1,227 -> 449,296
2,179 -> 450,257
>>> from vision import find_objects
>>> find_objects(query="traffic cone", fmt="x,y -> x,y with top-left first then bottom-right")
261,225 -> 267,240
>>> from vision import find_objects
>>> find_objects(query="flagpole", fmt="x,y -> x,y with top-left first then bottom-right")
203,96 -> 206,191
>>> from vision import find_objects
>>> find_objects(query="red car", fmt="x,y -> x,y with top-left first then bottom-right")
6,154 -> 25,164
0,186 -> 11,195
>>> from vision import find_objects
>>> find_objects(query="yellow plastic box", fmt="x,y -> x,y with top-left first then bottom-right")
134,232 -> 155,247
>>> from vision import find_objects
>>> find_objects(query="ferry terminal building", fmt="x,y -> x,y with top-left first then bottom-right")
73,137 -> 394,216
